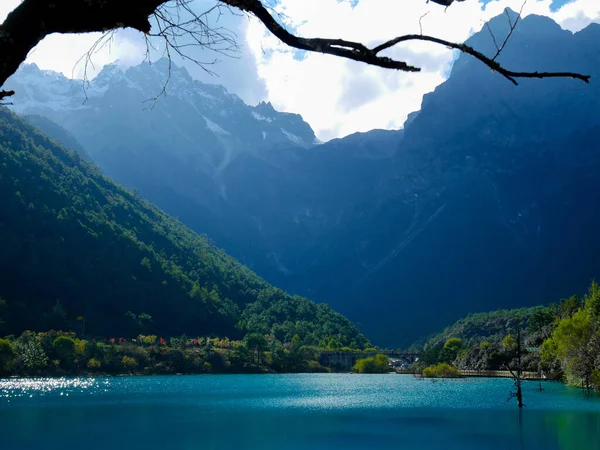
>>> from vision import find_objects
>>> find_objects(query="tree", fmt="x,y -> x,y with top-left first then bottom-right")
126,311 -> 154,334
53,335 -> 76,369
440,337 -> 463,363
558,295 -> 582,320
540,281 -> 600,391
502,334 -> 516,351
549,308 -> 599,391
290,334 -> 302,352
0,338 -> 16,373
16,333 -> 48,373
527,307 -> 556,344
327,337 -> 341,351
243,332 -> 267,366
504,327 -> 524,408
419,341 -> 444,368
584,280 -> 600,319
0,0 -> 590,103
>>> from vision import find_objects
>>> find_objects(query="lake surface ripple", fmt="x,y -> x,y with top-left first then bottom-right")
1,374 -> 599,449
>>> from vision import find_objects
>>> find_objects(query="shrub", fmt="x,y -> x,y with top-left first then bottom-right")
121,355 -> 138,370
306,360 -> 325,372
138,335 -> 157,346
87,358 -> 102,370
353,354 -> 390,373
74,339 -> 87,358
121,344 -> 150,366
422,363 -> 461,378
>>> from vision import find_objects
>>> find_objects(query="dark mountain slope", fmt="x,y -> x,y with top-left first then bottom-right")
343,14 -> 600,343
23,114 -> 92,161
211,13 -> 600,345
0,107 -> 368,348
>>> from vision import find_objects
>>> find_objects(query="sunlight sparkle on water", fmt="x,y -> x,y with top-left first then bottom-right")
0,377 -> 102,400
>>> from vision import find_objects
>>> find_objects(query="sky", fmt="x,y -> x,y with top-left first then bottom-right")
1,0 -> 599,141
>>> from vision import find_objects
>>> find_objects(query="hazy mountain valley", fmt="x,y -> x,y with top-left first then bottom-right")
5,12 -> 600,346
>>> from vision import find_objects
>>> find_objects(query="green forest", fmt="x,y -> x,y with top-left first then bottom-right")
0,330 -> 342,376
418,282 -> 600,391
0,108 -> 369,359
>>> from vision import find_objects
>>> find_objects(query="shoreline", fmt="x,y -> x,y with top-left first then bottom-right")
0,368 -> 334,380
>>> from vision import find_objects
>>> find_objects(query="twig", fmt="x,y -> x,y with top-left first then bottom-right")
419,12 -> 430,36
491,1 -> 527,62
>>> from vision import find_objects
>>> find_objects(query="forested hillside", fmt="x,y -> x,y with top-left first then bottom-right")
417,291 -> 594,382
418,281 -> 600,393
421,306 -> 553,350
0,108 -> 368,349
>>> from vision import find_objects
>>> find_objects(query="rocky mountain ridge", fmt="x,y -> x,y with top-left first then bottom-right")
6,11 -> 600,345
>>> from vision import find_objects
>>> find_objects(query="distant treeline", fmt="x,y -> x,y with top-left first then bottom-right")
0,330 -> 370,377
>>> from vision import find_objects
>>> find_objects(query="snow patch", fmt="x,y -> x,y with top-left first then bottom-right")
281,128 -> 304,146
252,111 -> 273,122
204,116 -> 230,135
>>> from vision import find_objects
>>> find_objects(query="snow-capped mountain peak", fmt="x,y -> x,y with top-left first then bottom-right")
5,58 -> 317,152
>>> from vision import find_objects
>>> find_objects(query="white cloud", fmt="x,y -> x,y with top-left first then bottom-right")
246,0 -> 600,140
1,0 -> 599,140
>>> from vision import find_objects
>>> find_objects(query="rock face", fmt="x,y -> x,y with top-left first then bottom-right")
7,12 -> 600,346
6,58 -> 316,191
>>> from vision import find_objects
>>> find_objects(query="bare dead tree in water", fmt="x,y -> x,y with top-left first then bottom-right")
0,0 -> 592,103
505,326 -> 525,408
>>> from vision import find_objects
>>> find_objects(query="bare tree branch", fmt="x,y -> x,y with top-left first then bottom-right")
427,0 -> 466,6
0,0 -> 591,103
487,1 -> 527,63
224,0 -> 590,86
0,0 -> 167,101
74,30 -> 118,104
373,33 -> 590,85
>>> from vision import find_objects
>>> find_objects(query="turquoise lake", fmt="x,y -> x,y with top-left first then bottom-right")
1,374 -> 599,449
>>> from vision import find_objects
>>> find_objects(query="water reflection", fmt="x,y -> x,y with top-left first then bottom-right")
547,410 -> 600,450
0,375 -> 598,450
